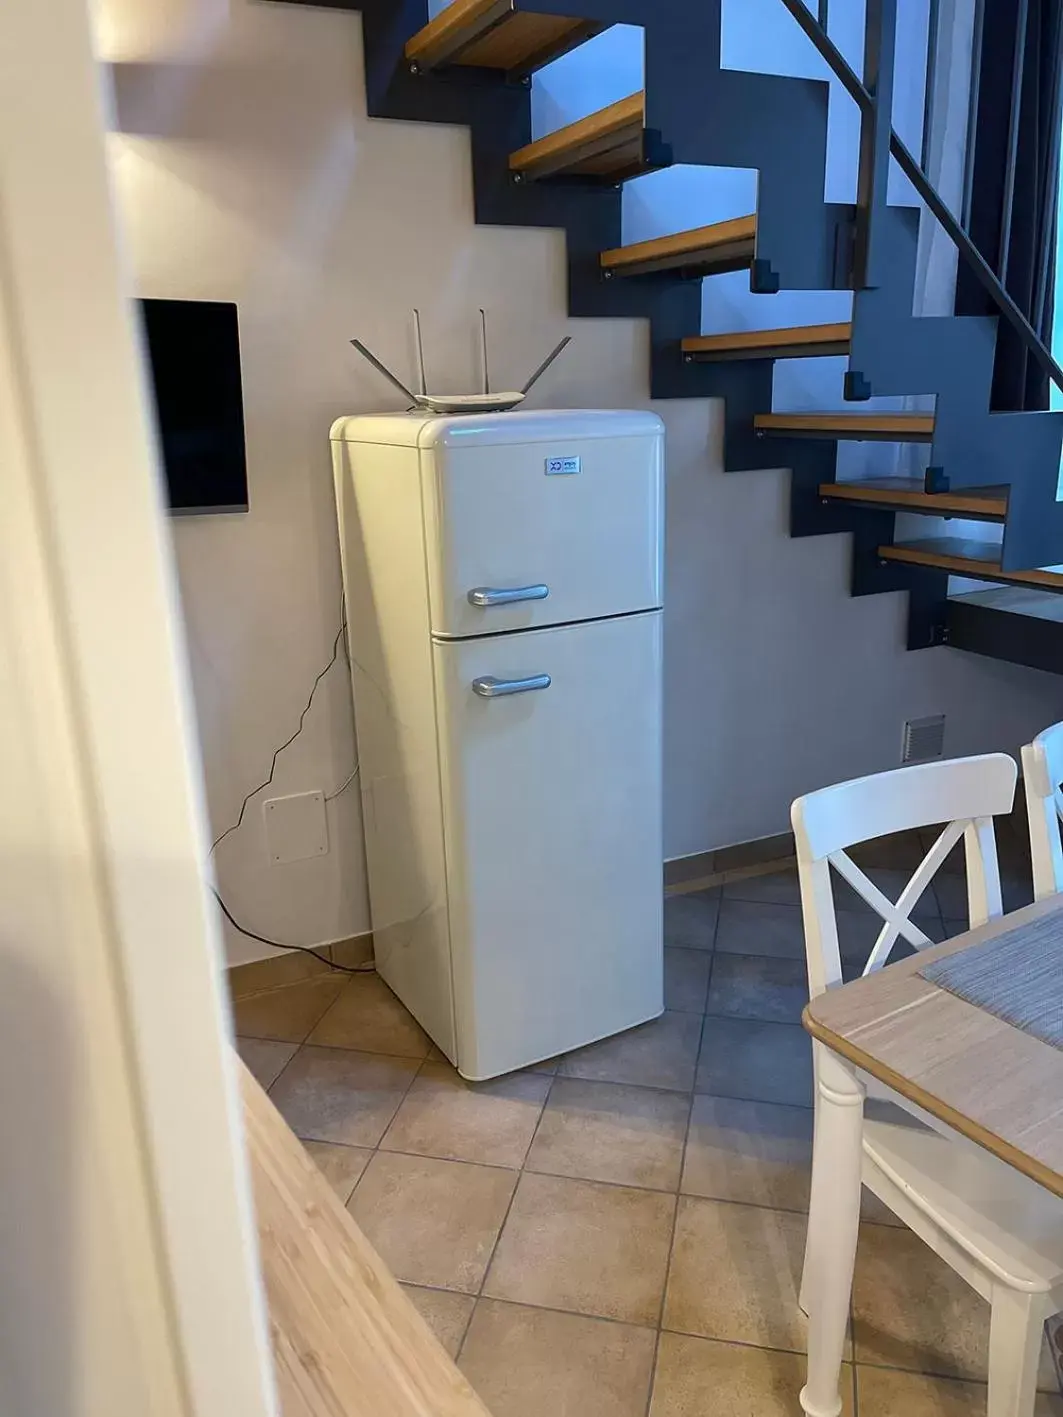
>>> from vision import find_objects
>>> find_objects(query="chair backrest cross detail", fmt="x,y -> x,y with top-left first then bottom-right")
792,754 -> 1017,998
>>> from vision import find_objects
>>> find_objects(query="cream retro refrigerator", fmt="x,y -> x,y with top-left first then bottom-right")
332,409 -> 664,1079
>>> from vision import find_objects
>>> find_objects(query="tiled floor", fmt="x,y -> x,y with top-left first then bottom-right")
235,826 -> 1063,1417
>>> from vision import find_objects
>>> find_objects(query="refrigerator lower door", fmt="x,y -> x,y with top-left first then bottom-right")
432,610 -> 664,1079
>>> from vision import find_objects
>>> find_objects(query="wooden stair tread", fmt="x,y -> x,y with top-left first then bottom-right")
509,92 -> 647,180
754,412 -> 935,441
820,478 -> 1008,519
880,538 -> 1063,593
406,0 -> 599,75
682,322 -> 851,361
240,1058 -> 493,1417
600,215 -> 756,278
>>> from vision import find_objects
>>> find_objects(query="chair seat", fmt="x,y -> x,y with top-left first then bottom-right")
864,1114 -> 1063,1293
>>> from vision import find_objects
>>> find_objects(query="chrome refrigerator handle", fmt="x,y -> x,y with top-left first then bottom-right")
467,584 -> 549,607
471,674 -> 552,698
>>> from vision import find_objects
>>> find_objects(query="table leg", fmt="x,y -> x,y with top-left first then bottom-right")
800,1045 -> 865,1417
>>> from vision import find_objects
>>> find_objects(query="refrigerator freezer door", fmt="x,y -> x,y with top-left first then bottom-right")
421,426 -> 663,639
432,611 -> 664,1079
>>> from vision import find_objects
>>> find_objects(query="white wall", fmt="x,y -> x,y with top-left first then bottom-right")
103,0 -> 1062,963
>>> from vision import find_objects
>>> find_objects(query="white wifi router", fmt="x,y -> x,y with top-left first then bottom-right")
350,308 -> 571,416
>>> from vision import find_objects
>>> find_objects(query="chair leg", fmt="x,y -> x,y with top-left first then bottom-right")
800,1049 -> 865,1417
986,1285 -> 1047,1417
799,1103 -> 820,1317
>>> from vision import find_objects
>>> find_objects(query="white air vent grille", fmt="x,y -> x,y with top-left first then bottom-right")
902,714 -> 946,763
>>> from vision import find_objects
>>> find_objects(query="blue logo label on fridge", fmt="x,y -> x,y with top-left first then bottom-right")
545,455 -> 581,476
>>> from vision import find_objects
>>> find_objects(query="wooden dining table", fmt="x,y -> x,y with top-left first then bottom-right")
799,896 -> 1063,1417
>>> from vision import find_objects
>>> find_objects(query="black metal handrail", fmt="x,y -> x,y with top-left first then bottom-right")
776,0 -> 1063,396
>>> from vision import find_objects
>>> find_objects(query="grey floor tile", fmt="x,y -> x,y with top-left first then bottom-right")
663,890 -> 720,950
269,1045 -> 420,1147
380,1060 -> 550,1169
459,1299 -> 656,1417
714,898 -> 900,976
236,1036 -> 297,1090
715,900 -> 808,960
706,952 -> 809,1025
483,1171 -> 675,1325
663,1196 -> 816,1354
681,1094 -> 813,1212
560,1010 -> 703,1092
696,1016 -> 814,1108
301,1139 -> 372,1203
349,1151 -> 516,1294
400,1284 -> 475,1358
663,946 -> 711,1012
723,869 -> 804,907
651,1332 -> 855,1417
526,1077 -> 690,1191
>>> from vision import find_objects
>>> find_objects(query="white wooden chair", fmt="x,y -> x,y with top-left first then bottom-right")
1022,722 -> 1063,901
792,754 -> 1063,1417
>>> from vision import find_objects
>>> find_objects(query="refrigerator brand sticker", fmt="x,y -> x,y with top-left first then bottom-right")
545,455 -> 581,476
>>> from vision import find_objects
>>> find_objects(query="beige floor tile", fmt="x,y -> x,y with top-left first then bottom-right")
307,974 -> 431,1058
400,1285 -> 475,1358
526,1078 -> 689,1191
663,1196 -> 814,1354
681,1095 -> 813,1212
231,975 -> 345,1043
427,1043 -> 559,1075
856,1365 -> 1063,1416
650,1331 -> 855,1417
664,947 -> 712,1012
235,1036 -> 297,1090
301,1139 -> 372,1203
559,1011 -> 702,1092
268,1045 -> 419,1146
229,951 -> 334,999
380,1062 -> 550,1168
459,1299 -> 656,1417
349,1151 -> 516,1294
483,1172 -> 675,1325
853,1221 -> 987,1382
853,1222 -> 1060,1389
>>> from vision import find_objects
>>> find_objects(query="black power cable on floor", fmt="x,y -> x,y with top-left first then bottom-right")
210,887 -> 373,975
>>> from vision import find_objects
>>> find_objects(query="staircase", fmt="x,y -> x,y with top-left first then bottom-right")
282,0 -> 1063,674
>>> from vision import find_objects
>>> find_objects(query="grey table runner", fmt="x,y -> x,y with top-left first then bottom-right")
920,912 -> 1063,1052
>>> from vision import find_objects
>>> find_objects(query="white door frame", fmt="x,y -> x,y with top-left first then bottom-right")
0,2 -> 277,1413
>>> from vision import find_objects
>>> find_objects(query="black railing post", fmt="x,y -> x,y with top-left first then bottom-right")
854,0 -> 897,290
775,0 -> 1063,395
921,0 -> 940,172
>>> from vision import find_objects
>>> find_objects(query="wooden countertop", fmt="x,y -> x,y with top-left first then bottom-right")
240,1060 -> 493,1417
804,897 -> 1063,1199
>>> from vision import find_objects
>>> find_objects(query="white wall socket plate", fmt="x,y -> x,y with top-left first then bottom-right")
263,791 -> 329,864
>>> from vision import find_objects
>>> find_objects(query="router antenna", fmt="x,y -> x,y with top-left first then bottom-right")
520,334 -> 572,396
349,339 -> 419,406
479,309 -> 490,395
412,308 -> 428,395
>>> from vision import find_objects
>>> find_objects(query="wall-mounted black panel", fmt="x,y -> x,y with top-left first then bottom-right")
139,298 -> 249,515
